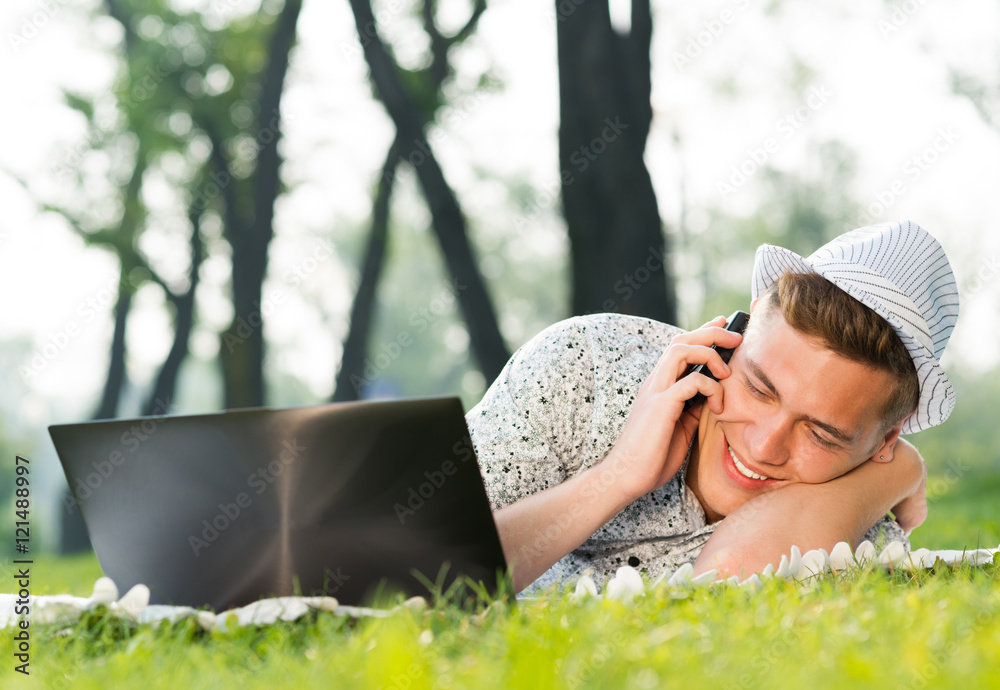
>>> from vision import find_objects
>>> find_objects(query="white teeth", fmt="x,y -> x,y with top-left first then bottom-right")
729,446 -> 772,481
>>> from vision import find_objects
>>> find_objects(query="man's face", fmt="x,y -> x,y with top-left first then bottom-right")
686,302 -> 902,523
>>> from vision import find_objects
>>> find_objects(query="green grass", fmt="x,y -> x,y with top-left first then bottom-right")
912,469 -> 1000,551
1,564 -> 999,689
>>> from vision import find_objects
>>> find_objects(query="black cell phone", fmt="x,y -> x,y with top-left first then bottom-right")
682,310 -> 750,411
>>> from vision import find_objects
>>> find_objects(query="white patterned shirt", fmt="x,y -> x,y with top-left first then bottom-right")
465,313 -> 907,595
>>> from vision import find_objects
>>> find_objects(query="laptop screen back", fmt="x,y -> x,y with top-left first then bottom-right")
49,397 -> 508,610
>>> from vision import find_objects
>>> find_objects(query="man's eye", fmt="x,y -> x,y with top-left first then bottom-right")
744,378 -> 767,398
810,430 -> 839,450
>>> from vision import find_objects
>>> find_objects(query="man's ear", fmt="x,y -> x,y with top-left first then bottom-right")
749,297 -> 761,313
871,421 -> 905,463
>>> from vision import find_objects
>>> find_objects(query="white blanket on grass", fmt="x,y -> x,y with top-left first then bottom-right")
2,541 -> 996,631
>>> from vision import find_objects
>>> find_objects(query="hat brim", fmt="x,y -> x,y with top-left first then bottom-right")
751,244 -> 955,434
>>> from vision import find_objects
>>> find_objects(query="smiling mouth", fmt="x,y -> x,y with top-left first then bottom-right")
728,446 -> 774,481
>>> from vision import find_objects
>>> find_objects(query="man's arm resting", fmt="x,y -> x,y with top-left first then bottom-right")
693,440 -> 925,579
493,459 -> 640,593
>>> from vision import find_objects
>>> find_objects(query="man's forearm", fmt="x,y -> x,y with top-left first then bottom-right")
693,440 -> 924,579
494,460 -> 638,593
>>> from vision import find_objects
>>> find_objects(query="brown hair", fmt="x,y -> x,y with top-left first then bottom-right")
756,271 -> 919,430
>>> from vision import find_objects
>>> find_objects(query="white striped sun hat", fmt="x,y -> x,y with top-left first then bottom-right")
751,219 -> 959,434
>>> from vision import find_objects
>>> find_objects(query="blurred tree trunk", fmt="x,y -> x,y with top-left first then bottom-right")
333,135 -> 401,401
557,0 -> 676,323
105,0 -> 302,409
142,206 -> 204,415
334,0 -> 490,400
217,0 -> 303,409
346,0 -> 510,386
93,286 -> 133,421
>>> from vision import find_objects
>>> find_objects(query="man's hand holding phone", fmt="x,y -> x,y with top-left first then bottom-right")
602,313 -> 745,506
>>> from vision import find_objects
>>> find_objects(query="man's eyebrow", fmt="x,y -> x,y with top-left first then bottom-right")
745,358 -> 781,401
744,357 -> 856,444
804,416 -> 856,444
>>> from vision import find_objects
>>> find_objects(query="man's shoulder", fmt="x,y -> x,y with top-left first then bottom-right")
574,312 -> 685,339
530,312 -> 686,352
498,312 -> 685,424
529,314 -> 685,431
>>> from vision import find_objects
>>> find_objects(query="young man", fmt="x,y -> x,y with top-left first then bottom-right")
466,220 -> 958,594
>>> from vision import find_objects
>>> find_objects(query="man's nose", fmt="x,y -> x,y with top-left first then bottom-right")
745,412 -> 792,466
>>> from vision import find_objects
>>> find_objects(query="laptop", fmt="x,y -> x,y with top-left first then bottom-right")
48,396 -> 509,611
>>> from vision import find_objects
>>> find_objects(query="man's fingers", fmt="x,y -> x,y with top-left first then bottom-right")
645,325 -> 742,387
671,326 -> 744,349
669,344 -> 732,380
647,374 -> 725,416
645,340 -> 736,393
641,329 -> 741,377
683,375 -> 726,415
